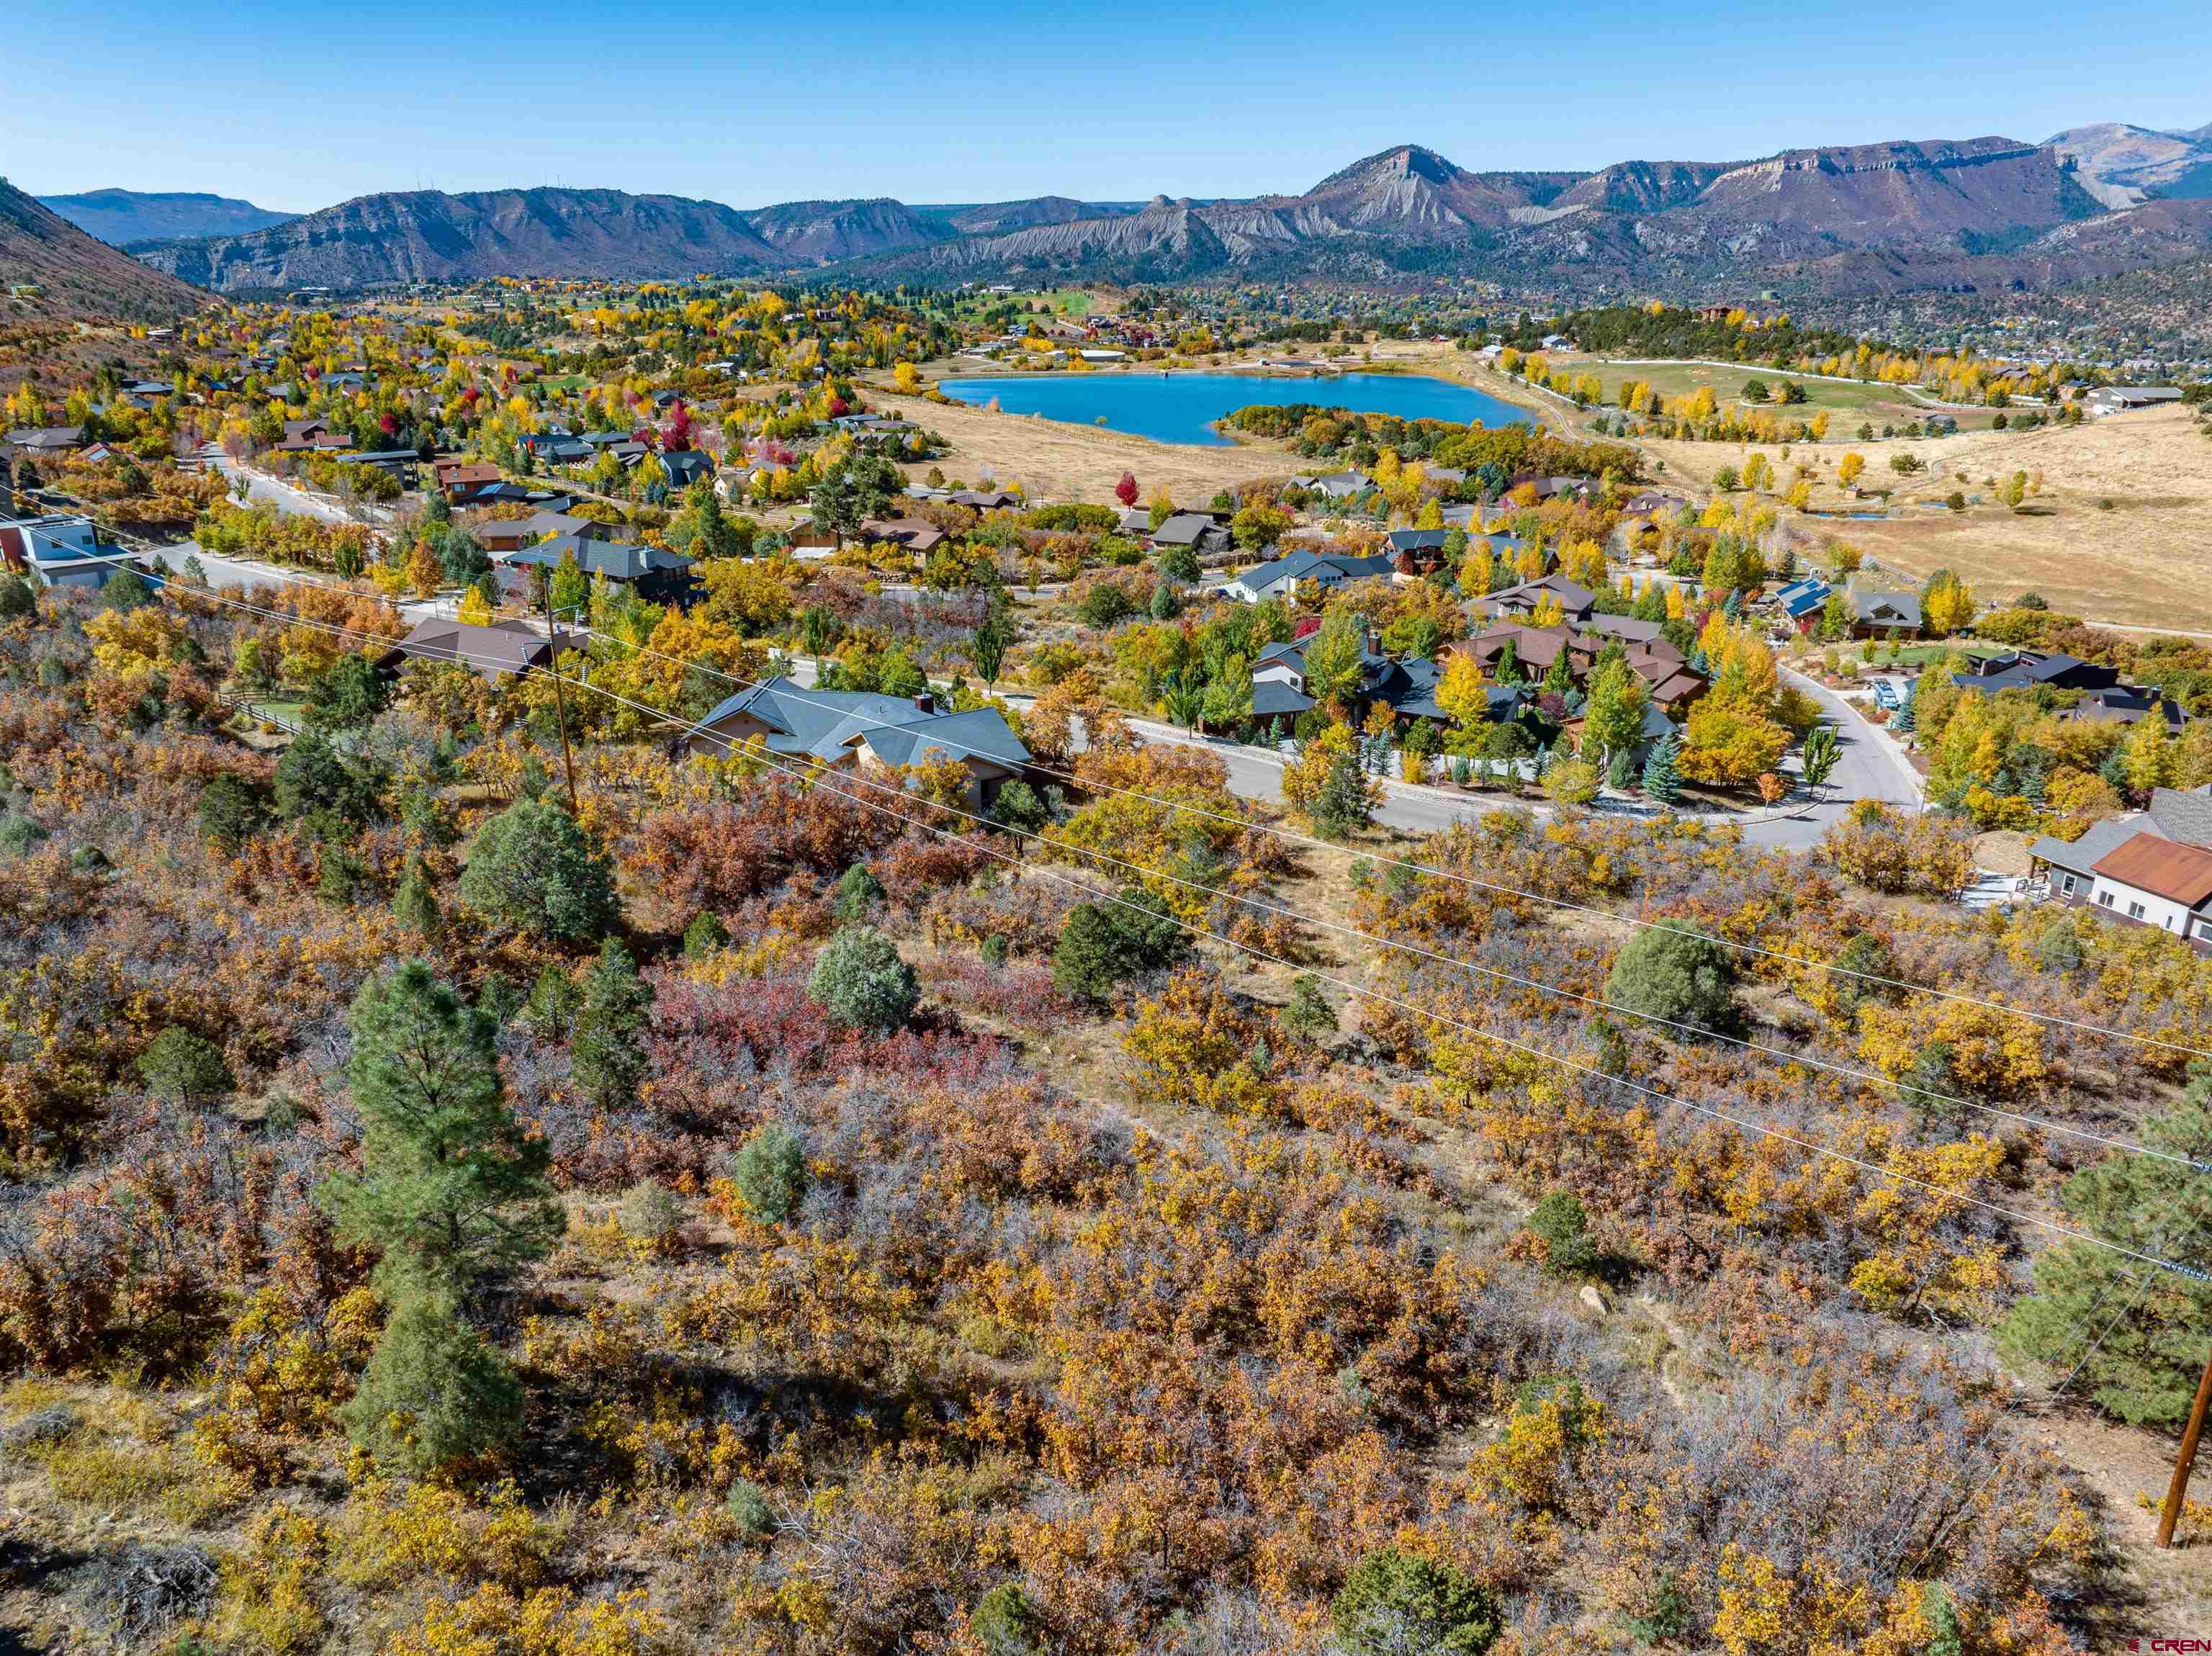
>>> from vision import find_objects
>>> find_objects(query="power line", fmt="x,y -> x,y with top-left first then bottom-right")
56,549 -> 2212,1279
652,719 -> 2212,1282
573,626 -> 2203,1169
54,534 -> 2210,1159
597,622 -> 2212,1063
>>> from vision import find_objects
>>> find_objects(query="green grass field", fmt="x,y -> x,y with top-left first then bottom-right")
951,287 -> 1096,323
1578,359 -> 1999,431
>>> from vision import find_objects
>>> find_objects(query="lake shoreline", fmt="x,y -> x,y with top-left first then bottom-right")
932,370 -> 1534,448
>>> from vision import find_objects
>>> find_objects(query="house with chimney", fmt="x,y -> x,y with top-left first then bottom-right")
682,679 -> 1032,811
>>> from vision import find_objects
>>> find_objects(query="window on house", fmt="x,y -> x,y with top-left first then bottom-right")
2128,901 -> 2146,920
2098,889 -> 2115,906
2061,874 -> 2077,895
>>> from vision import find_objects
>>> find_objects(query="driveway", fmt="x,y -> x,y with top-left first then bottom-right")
1761,668 -> 1923,851
204,449 -> 372,528
146,543 -> 446,625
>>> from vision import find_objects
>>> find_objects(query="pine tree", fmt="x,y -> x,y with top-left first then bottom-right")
340,1295 -> 526,1475
1312,752 -> 1377,840
316,963 -> 563,1298
392,852 -> 439,936
833,863 -> 886,923
1998,1079 -> 2212,1426
730,1124 -> 808,1223
456,800 -> 619,941
570,938 -> 655,1112
1654,738 -> 1681,809
806,926 -> 920,1033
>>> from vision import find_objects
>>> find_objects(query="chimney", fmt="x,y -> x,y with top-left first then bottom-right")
1365,627 -> 1382,657
913,692 -> 935,715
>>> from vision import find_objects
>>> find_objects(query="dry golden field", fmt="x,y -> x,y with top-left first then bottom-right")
1637,403 -> 2212,630
874,348 -> 2212,631
876,379 -> 1290,505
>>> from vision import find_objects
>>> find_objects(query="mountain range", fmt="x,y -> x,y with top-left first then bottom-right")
0,177 -> 210,321
37,188 -> 297,248
2046,122 -> 2212,209
42,120 -> 2212,307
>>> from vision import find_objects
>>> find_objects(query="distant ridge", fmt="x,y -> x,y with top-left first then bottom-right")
124,120 -> 2212,302
0,177 -> 207,320
38,188 -> 296,247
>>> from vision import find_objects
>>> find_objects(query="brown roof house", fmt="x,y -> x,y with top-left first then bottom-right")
375,618 -> 577,680
2082,831 -> 2212,952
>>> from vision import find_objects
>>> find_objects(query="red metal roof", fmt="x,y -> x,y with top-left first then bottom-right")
2090,832 -> 2212,908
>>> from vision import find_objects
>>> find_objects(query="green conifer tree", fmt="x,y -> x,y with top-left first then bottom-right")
570,938 -> 655,1112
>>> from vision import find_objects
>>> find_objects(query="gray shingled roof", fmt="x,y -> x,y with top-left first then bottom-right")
2149,786 -> 2212,847
693,678 -> 1029,769
2028,813 -> 2161,875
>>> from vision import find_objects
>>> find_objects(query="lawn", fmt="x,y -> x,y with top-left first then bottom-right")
1575,358 -> 2001,432
234,698 -> 307,732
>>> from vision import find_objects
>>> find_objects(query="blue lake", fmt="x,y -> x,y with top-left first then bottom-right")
934,371 -> 1533,447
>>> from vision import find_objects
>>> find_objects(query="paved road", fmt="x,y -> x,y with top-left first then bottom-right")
205,450 -> 369,528
145,542 -> 446,626
1761,668 -> 1923,851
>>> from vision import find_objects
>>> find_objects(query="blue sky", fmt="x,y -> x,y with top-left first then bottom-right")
7,0 -> 2210,213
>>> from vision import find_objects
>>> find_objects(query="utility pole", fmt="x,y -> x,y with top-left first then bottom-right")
541,588 -> 579,816
2159,1344 -> 2212,1547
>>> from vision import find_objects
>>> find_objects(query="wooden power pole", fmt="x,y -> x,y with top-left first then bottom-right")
541,590 -> 580,816
2159,1344 -> 2212,1546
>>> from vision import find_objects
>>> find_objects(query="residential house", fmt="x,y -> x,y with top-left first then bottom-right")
2028,786 -> 2212,901
1848,590 -> 1922,639
2063,688 -> 2190,729
437,464 -> 507,506
374,618 -> 576,680
1950,650 -> 2121,696
1951,648 -> 2186,726
273,418 -> 349,455
1305,471 -> 1373,501
1475,575 -> 1596,625
0,514 -> 128,590
1225,548 -> 1396,604
472,518 -> 541,555
1452,622 -> 1707,716
949,489 -> 1020,510
496,535 -> 698,607
683,680 -> 1033,810
3,425 -> 83,456
830,415 -> 918,449
523,434 -> 593,465
2078,832 -> 2212,952
858,518 -> 948,557
657,450 -> 714,490
1774,577 -> 1833,634
336,451 -> 420,488
1148,512 -> 1231,556
1250,631 -> 1517,733
1385,527 -> 1455,574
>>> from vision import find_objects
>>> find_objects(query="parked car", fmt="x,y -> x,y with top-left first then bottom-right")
1871,680 -> 1899,710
